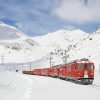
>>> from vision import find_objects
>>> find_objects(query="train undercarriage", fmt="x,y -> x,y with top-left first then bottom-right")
75,78 -> 94,85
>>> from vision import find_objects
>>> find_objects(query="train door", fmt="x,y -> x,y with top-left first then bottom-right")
67,64 -> 70,78
71,63 -> 75,78
68,64 -> 71,77
74,63 -> 79,78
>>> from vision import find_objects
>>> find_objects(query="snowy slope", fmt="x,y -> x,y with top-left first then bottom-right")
69,29 -> 100,70
33,29 -> 89,49
0,22 -> 100,71
33,28 -> 100,70
31,29 -> 90,67
0,22 -> 51,63
0,22 -> 89,64
0,22 -> 26,40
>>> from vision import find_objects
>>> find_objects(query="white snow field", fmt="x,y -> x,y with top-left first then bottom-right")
0,71 -> 100,100
0,71 -> 33,100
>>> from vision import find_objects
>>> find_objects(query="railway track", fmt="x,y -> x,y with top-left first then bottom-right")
88,84 -> 100,89
92,84 -> 100,87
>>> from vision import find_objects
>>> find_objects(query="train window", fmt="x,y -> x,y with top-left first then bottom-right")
78,64 -> 84,70
84,64 -> 94,70
87,65 -> 94,70
68,65 -> 71,72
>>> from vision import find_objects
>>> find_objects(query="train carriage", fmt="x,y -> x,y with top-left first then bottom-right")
59,65 -> 67,79
48,66 -> 59,77
65,59 -> 94,84
32,69 -> 41,75
53,67 -> 59,77
40,68 -> 49,76
74,61 -> 94,84
48,68 -> 54,77
23,58 -> 94,85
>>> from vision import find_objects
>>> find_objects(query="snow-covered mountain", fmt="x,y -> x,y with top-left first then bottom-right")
0,22 -> 100,71
69,29 -> 100,70
32,29 -> 90,68
0,22 -> 50,63
32,28 -> 100,70
33,29 -> 89,49
0,22 -> 89,64
0,22 -> 26,40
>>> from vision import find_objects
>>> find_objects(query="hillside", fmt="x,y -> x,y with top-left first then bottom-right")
0,22 -> 100,70
69,29 -> 100,70
0,22 -> 50,63
33,29 -> 89,49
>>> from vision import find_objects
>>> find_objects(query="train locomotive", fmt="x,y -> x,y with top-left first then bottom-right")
23,58 -> 94,85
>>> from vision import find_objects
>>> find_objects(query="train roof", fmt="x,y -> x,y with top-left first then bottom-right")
55,58 -> 91,66
68,58 -> 93,64
50,58 -> 93,68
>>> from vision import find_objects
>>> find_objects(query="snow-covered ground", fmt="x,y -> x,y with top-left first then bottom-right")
0,71 -> 100,100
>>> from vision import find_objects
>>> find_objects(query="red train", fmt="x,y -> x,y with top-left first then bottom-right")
23,58 -> 95,85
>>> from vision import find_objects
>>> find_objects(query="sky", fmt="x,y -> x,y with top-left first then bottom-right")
0,0 -> 100,36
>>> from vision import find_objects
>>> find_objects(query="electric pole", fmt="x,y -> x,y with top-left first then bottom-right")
30,62 -> 31,71
50,56 -> 53,68
64,50 -> 67,64
62,50 -> 68,64
48,52 -> 53,68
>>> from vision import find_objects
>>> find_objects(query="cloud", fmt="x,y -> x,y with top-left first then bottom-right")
1,0 -> 99,35
54,0 -> 100,24
0,0 -> 64,35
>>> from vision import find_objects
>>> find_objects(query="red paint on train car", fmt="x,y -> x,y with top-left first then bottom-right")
31,58 -> 94,84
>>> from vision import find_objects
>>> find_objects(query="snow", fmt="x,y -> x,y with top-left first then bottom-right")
33,29 -> 88,49
0,22 -> 26,40
0,23 -> 100,100
0,23 -> 100,69
0,71 -> 33,100
69,29 -> 100,71
0,71 -> 100,100
0,23 -> 50,63
0,23 -> 100,67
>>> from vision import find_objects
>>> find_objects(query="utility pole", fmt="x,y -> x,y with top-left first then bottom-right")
64,50 -> 67,64
48,52 -> 53,68
27,53 -> 32,71
63,49 -> 68,64
62,48 -> 70,64
30,62 -> 31,71
50,56 -> 53,68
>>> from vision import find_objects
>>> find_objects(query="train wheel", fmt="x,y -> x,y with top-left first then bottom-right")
75,79 -> 78,84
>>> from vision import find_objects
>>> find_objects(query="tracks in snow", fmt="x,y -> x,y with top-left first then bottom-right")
88,84 -> 100,89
